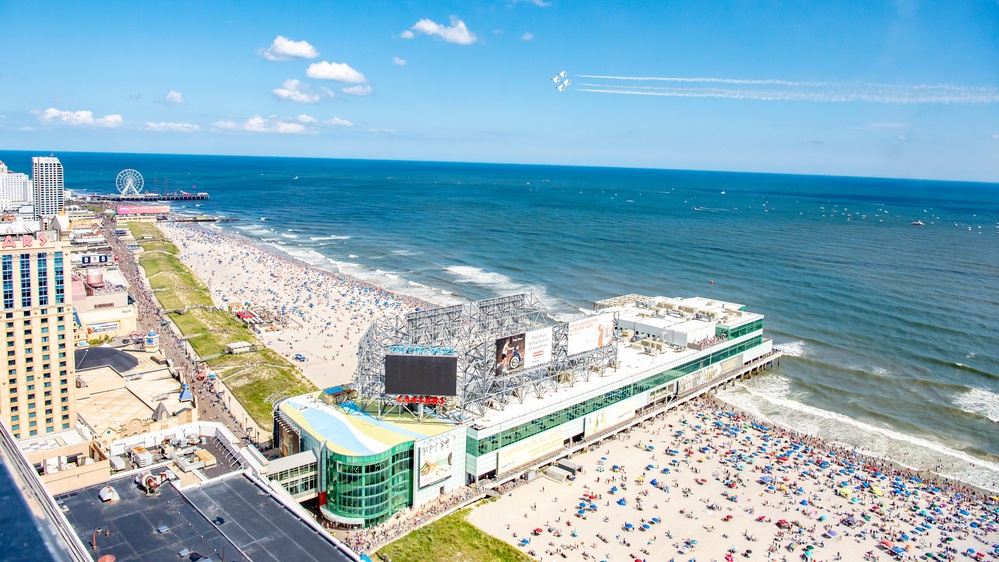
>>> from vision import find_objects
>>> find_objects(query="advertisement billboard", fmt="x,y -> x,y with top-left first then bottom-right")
86,322 -> 119,335
584,397 -> 636,438
567,313 -> 615,356
418,435 -> 455,488
116,204 -> 171,216
495,327 -> 553,373
523,327 -> 553,369
497,427 -> 564,473
495,333 -> 525,371
384,355 -> 458,396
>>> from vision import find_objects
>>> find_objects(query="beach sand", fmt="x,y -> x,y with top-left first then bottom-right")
156,223 -> 998,562
158,223 -> 428,390
468,397 -> 998,562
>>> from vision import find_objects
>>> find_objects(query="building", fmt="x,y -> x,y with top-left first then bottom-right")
274,293 -> 782,527
0,417 -> 93,561
32,156 -> 65,218
70,266 -> 137,343
0,160 -> 34,213
73,346 -> 195,448
0,222 -> 73,440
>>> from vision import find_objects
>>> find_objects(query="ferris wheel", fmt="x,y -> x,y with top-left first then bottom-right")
116,169 -> 144,195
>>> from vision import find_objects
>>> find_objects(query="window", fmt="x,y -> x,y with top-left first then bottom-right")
54,253 -> 64,304
37,253 -> 48,306
1,256 -> 12,310
20,254 -> 31,308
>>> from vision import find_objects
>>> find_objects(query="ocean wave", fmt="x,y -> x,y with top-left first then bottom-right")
954,388 -> 999,422
774,340 -> 807,357
717,375 -> 999,491
442,265 -> 578,320
279,233 -> 298,239
309,235 -> 351,241
445,265 -> 521,290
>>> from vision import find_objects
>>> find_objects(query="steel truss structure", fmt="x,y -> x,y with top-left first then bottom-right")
354,293 -> 618,422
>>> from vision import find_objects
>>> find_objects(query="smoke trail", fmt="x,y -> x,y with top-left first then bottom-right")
571,75 -> 999,104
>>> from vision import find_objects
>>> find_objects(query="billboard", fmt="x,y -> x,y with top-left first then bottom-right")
584,397 -> 636,438
495,327 -> 553,373
384,355 -> 458,396
86,322 -> 119,335
116,204 -> 171,216
418,435 -> 455,488
524,328 -> 553,369
567,313 -> 615,356
497,427 -> 564,473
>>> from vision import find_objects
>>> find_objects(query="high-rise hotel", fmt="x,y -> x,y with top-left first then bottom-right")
32,156 -> 64,218
0,222 -> 73,439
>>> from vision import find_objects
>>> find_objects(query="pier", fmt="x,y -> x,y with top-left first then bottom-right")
92,192 -> 209,202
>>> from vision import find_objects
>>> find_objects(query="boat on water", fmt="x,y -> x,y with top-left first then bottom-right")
911,220 -> 925,226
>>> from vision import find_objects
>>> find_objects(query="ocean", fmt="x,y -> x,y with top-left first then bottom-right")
4,150 -> 998,490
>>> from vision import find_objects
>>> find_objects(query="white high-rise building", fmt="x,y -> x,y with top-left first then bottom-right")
32,156 -> 64,218
0,161 -> 33,213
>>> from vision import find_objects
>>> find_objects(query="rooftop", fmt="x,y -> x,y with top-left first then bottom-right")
58,473 -> 353,562
279,394 -> 455,456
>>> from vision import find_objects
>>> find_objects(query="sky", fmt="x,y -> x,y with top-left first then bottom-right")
1,0 -> 997,182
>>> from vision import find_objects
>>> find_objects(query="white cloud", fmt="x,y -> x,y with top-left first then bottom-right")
896,134 -> 907,142
297,114 -> 317,124
272,79 -> 333,103
512,0 -> 551,6
521,32 -> 534,41
992,134 -> 999,140
392,56 -> 407,66
341,84 -> 373,96
214,115 -> 308,134
38,108 -> 123,128
165,90 -> 185,104
259,35 -> 319,61
325,117 -> 353,127
405,16 -> 477,44
306,61 -> 368,83
144,122 -> 200,132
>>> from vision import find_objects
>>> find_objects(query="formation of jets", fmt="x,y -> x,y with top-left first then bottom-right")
551,70 -> 570,92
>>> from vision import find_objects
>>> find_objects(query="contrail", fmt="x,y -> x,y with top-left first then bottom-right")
576,75 -> 832,87
571,75 -> 999,104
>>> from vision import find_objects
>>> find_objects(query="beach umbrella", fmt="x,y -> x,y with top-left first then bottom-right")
590,504 -> 597,510
611,486 -> 618,492
577,510 -> 586,516
651,517 -> 660,524
642,523 -> 650,530
624,523 -> 633,529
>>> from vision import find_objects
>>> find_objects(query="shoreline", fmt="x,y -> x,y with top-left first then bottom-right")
467,395 -> 998,562
157,218 -> 997,497
157,220 -> 434,391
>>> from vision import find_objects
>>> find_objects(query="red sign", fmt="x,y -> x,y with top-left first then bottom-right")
2,233 -> 47,249
396,395 -> 445,405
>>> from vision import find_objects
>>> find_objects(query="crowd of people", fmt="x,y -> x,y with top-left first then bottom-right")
471,396 -> 998,562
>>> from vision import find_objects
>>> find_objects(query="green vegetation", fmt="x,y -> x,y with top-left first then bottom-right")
129,223 -> 316,431
375,509 -> 530,562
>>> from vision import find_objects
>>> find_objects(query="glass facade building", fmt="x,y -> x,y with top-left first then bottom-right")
275,298 -> 776,528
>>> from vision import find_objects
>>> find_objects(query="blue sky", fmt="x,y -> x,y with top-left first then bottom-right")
1,0 -> 997,182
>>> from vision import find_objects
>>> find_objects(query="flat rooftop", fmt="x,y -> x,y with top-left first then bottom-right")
280,394 -> 454,456
59,473 -> 353,562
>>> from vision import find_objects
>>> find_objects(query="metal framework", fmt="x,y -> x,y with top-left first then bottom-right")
354,293 -> 618,422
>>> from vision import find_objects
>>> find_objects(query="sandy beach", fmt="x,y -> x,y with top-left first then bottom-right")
156,223 -> 998,562
469,397 -> 999,562
158,222 -> 428,390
